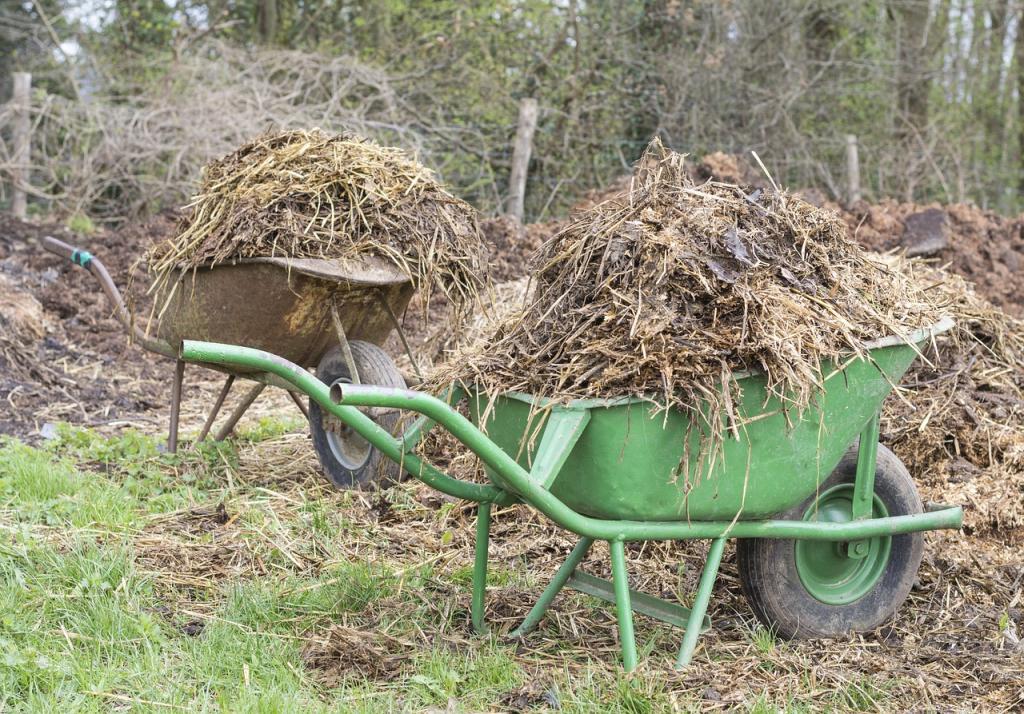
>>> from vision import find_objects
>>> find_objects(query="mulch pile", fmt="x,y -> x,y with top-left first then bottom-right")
674,152 -> 1024,539
878,257 -> 1024,537
440,141 -> 947,476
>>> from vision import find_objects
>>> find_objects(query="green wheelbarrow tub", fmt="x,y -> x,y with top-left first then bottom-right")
467,319 -> 953,522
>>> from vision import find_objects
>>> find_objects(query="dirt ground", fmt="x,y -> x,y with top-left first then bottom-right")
1,168 -> 1022,707
0,211 -> 303,440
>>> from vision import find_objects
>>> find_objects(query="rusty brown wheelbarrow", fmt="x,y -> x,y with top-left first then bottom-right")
42,236 -> 421,489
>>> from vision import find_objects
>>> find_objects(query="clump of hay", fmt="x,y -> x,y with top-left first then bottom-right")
438,140 -> 947,472
146,129 -> 486,315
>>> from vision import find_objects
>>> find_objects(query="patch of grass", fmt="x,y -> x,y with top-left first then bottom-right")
0,536 -> 164,708
236,415 -> 306,443
0,439 -> 137,529
0,424 -> 958,712
67,214 -> 96,235
449,562 -> 520,588
751,624 -> 777,655
556,669 -> 671,713
831,675 -> 896,711
404,641 -> 523,709
40,425 -> 240,517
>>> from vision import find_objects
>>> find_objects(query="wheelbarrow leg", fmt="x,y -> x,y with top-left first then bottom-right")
610,540 -> 638,672
287,391 -> 310,420
674,537 -> 726,669
471,501 -> 492,634
168,359 -> 185,454
213,383 -> 266,441
195,375 -> 235,444
511,537 -> 594,638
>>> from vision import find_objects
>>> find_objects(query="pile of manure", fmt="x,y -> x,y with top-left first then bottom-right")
438,140 -> 948,473
0,274 -> 50,382
877,256 -> 1024,535
146,129 -> 486,316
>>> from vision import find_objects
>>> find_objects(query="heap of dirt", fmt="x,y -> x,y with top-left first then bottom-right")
0,214 -> 171,437
0,273 -> 50,381
480,215 -> 544,283
834,199 -> 1024,317
148,129 -> 487,316
439,140 -> 946,474
693,150 -> 765,187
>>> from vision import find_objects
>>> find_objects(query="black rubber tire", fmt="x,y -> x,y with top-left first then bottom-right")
736,442 -> 924,639
309,341 -> 406,490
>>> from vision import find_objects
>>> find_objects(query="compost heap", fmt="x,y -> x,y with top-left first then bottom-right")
441,140 -> 949,477
876,256 -> 1024,535
145,129 -> 486,316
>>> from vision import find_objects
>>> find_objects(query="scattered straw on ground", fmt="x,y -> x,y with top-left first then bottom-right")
439,140 -> 947,474
301,624 -> 420,684
146,129 -> 487,317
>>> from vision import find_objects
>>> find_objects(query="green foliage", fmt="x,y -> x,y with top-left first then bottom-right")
66,214 -> 96,235
22,0 -> 1024,218
0,439 -> 136,528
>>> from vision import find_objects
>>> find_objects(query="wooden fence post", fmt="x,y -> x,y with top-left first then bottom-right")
506,97 -> 538,222
845,134 -> 861,204
11,72 -> 31,219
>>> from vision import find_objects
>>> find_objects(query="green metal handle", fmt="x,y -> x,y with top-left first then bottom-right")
180,340 -> 964,542
181,340 -> 502,504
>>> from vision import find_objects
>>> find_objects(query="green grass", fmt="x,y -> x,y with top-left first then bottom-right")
0,423 -> 908,712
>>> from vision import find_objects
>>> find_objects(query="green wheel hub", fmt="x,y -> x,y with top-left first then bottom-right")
794,485 -> 891,605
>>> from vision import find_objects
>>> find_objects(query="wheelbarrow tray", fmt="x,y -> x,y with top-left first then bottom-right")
156,256 -> 415,369
467,320 -> 952,521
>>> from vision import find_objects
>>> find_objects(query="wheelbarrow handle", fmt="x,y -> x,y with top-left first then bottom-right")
40,235 -> 177,359
41,236 -> 93,266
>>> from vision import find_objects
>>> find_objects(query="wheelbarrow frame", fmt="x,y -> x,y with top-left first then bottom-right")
180,331 -> 964,671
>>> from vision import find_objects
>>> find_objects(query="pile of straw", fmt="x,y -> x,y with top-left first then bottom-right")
147,129 -> 486,313
441,141 -> 947,468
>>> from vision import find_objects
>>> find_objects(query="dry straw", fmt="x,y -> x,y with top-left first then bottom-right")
439,140 -> 947,479
146,129 -> 486,317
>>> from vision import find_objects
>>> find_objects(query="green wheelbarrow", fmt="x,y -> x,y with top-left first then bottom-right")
179,317 -> 962,670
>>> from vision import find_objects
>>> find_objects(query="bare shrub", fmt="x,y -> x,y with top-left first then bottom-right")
0,42 -> 443,222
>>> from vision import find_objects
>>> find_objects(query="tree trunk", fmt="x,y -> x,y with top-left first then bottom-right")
1018,2 -> 1024,194
984,2 -> 1009,134
892,0 -> 934,140
11,72 -> 30,220
258,0 -> 278,45
506,97 -> 539,223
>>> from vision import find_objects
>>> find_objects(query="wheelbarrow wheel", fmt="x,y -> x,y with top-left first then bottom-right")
309,341 -> 406,490
736,442 -> 923,639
